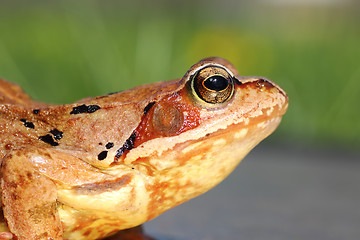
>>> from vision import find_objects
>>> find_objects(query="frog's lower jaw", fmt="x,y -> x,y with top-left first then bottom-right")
143,116 -> 283,221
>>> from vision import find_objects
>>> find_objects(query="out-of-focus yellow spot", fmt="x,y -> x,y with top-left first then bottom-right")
187,27 -> 274,75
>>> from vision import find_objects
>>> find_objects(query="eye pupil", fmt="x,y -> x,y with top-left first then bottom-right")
204,76 -> 229,91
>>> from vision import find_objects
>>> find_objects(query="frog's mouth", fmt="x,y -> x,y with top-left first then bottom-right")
124,103 -> 284,166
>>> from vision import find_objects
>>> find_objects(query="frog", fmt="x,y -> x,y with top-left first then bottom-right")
0,57 -> 288,240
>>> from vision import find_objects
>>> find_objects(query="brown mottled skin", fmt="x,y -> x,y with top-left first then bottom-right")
0,58 -> 288,239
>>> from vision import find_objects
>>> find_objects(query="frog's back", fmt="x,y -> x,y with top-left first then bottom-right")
0,79 -> 182,166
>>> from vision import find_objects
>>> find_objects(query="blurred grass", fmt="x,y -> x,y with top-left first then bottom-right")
0,0 -> 359,149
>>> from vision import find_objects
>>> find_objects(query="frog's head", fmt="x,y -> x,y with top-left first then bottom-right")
115,57 -> 288,223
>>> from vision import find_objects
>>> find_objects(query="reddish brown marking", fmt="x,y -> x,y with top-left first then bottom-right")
83,229 -> 92,237
134,89 -> 200,148
70,212 -> 127,238
4,143 -> 13,150
71,214 -> 99,232
146,174 -> 196,221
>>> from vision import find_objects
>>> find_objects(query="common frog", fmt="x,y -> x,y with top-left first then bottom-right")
0,57 -> 288,239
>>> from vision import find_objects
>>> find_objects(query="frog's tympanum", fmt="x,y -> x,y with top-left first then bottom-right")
0,58 -> 288,240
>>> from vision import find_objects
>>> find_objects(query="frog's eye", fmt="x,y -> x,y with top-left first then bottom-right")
190,66 -> 234,107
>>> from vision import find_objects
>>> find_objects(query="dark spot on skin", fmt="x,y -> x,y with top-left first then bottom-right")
115,132 -> 136,158
73,174 -> 131,195
98,151 -> 108,160
25,122 -> 35,129
39,134 -> 59,146
50,129 -> 63,140
33,109 -> 40,114
99,142 -> 103,145
70,104 -> 100,114
105,142 -> 114,149
206,133 -> 211,137
20,119 -> 35,129
144,102 -> 155,114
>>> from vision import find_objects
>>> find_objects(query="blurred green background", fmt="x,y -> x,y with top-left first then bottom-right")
0,0 -> 359,150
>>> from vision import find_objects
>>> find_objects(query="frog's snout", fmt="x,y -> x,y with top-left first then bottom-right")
258,77 -> 287,98
254,78 -> 288,116
255,78 -> 280,94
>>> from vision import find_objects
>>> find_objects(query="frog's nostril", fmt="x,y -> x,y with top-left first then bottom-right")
256,78 -> 288,100
256,79 -> 274,91
257,78 -> 288,104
